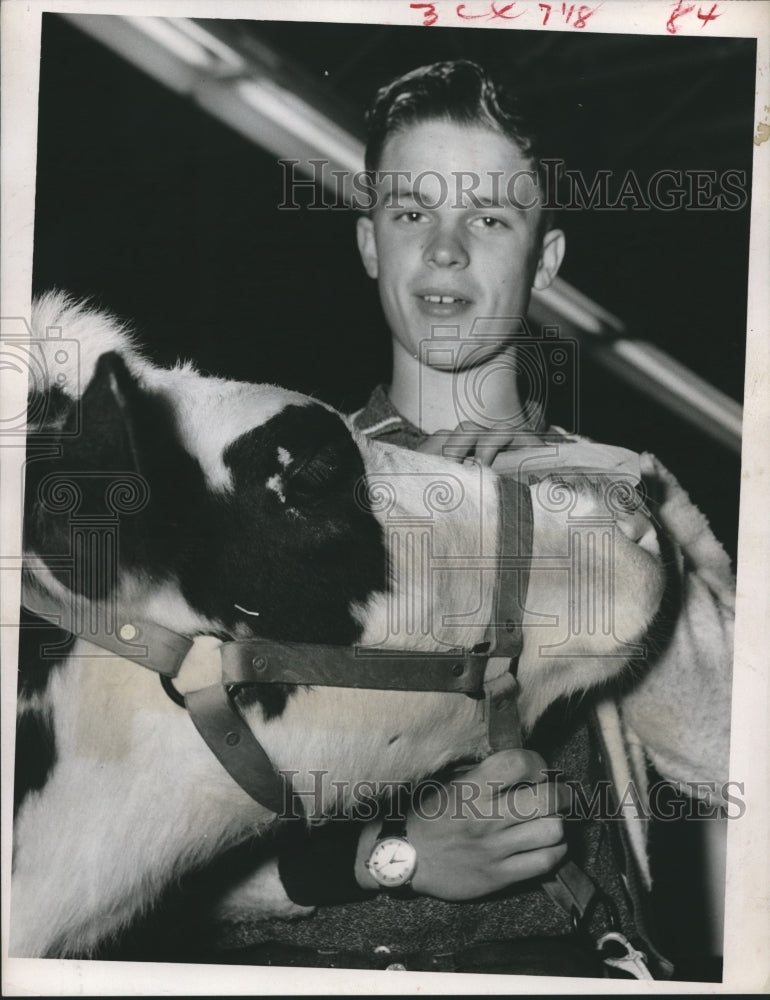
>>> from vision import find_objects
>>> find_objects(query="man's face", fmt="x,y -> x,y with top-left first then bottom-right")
357,119 -> 565,370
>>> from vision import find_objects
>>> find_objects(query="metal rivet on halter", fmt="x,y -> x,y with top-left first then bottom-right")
252,656 -> 267,671
452,663 -> 464,677
505,619 -> 516,633
225,731 -> 240,746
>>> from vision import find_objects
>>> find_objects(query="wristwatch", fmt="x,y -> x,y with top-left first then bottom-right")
365,815 -> 418,889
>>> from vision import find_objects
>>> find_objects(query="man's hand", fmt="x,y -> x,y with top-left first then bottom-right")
417,421 -> 545,467
356,750 -> 568,901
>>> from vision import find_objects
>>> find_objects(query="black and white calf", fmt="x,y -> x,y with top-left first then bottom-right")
11,293 -> 665,958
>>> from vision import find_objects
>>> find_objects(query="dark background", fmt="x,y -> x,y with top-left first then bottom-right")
31,13 -> 756,978
33,15 -> 755,561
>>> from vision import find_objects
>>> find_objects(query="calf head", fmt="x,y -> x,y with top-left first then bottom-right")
24,340 -> 386,650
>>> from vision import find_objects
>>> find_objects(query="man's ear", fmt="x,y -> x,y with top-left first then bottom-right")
533,229 -> 566,291
356,215 -> 379,279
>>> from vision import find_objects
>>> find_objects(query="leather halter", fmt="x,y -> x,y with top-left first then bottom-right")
21,477 -> 532,813
21,475 -> 651,970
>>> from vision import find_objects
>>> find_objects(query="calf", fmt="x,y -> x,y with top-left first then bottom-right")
11,293 -> 665,958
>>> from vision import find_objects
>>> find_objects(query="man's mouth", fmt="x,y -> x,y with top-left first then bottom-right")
420,294 -> 469,305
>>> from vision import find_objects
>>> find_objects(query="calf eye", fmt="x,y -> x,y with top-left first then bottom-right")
288,445 -> 344,499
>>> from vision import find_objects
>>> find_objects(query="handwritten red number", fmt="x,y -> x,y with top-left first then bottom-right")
666,1 -> 695,33
697,3 -> 720,26
573,3 -> 597,27
410,2 -> 439,25
539,2 -> 552,23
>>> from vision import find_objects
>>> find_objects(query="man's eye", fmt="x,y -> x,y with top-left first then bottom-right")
473,215 -> 507,229
396,210 -> 426,223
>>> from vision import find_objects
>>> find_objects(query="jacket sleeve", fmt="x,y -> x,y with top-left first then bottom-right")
211,818 -> 376,925
211,855 -> 316,924
618,453 -> 735,805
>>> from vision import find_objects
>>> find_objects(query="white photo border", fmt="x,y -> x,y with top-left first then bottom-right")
2,0 -> 768,995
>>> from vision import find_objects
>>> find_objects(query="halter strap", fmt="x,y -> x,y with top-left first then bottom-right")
220,640 -> 489,694
20,476 -> 535,811
20,581 -> 194,678
487,475 -> 533,660
484,476 -> 533,752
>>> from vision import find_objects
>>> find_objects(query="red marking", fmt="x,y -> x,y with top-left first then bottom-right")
697,3 -> 721,26
666,0 -> 696,33
540,1 -> 597,27
573,3 -> 598,27
456,3 -> 488,18
410,1 -> 439,25
489,2 -> 524,18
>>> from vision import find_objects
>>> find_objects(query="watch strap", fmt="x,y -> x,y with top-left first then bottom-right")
376,813 -> 409,842
375,784 -> 412,842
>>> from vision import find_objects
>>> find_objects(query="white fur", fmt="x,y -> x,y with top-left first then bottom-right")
142,364 -> 317,492
12,296 -> 667,957
31,291 -> 144,401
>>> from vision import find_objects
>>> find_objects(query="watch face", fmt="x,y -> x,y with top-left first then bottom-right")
367,836 -> 418,887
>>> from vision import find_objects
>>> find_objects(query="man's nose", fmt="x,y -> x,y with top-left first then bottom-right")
424,224 -> 469,268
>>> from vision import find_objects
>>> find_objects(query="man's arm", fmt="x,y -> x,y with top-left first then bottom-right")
212,750 -> 568,919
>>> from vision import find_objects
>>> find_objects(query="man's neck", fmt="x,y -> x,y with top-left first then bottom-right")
388,339 -> 529,434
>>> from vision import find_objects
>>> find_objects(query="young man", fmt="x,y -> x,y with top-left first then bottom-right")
214,61 -> 734,979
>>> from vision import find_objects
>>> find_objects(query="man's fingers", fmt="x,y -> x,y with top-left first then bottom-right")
418,424 -> 550,466
417,425 -> 486,463
473,438 -> 503,467
441,425 -> 483,461
505,780 -> 565,823
445,751 -> 568,822
465,748 -> 549,786
499,815 -> 566,855
498,842 -> 569,884
416,430 -> 453,455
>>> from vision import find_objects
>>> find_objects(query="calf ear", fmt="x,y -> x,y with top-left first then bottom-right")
62,351 -> 148,473
24,352 -> 183,597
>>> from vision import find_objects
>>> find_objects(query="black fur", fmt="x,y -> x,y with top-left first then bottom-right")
14,712 -> 57,817
24,356 -> 388,725
26,385 -> 73,433
24,354 -> 207,600
14,609 -> 73,813
182,404 -> 386,645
